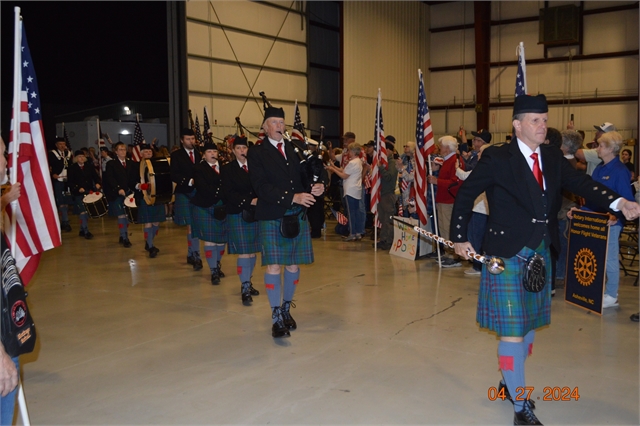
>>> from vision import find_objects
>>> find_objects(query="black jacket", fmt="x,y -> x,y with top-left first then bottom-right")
170,148 -> 201,194
248,139 -> 306,220
191,161 -> 224,208
103,158 -> 136,201
48,149 -> 72,177
221,160 -> 256,214
451,141 -> 622,258
67,162 -> 101,196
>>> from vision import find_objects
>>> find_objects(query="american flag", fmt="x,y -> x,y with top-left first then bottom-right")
515,42 -> 527,97
131,116 -> 144,162
330,207 -> 348,226
7,21 -> 61,285
415,70 -> 435,226
370,89 -> 386,228
203,106 -> 212,144
291,100 -> 305,142
194,114 -> 203,145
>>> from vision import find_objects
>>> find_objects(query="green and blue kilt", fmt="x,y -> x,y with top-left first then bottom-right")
191,201 -> 228,243
259,210 -> 313,266
53,180 -> 73,205
138,201 -> 167,224
227,213 -> 260,255
477,241 -> 552,337
72,195 -> 87,215
174,191 -> 195,226
108,195 -> 126,217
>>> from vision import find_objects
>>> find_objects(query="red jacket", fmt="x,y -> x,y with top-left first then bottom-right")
435,154 -> 463,204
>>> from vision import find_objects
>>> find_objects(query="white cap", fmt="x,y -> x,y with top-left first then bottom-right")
594,122 -> 616,133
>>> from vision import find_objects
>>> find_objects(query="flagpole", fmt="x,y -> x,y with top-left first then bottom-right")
427,158 -> 441,266
374,90 -> 380,251
96,118 -> 103,179
9,8 -> 23,257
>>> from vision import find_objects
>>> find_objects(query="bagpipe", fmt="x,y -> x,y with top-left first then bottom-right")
259,91 -> 326,193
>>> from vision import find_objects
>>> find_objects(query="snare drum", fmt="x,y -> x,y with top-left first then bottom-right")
82,192 -> 108,218
124,195 -> 139,224
140,158 -> 174,205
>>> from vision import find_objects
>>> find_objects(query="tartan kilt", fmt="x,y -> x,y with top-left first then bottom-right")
108,196 -> 126,217
477,242 -> 552,337
191,202 -> 228,243
72,195 -> 87,215
138,202 -> 167,224
259,213 -> 314,266
174,191 -> 195,226
227,213 -> 261,255
53,180 -> 73,205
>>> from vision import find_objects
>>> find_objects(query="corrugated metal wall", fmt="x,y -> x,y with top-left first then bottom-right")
186,1 -> 308,139
343,1 -> 429,147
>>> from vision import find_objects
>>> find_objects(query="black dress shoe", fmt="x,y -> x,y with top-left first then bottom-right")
271,307 -> 290,338
211,269 -> 220,285
514,403 -> 543,425
79,230 -> 86,237
149,247 -> 159,258
145,242 -> 149,251
499,381 -> 536,409
84,231 -> 93,240
241,292 -> 253,305
122,238 -> 132,248
249,284 -> 259,296
281,301 -> 297,330
61,222 -> 72,232
186,255 -> 195,265
217,261 -> 225,278
631,312 -> 639,322
193,258 -> 203,271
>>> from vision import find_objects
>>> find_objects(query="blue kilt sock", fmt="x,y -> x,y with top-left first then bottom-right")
187,233 -> 193,256
204,246 -> 219,272
79,213 -> 88,231
498,341 -> 526,411
237,258 -> 252,284
264,273 -> 282,322
283,269 -> 300,302
60,205 -> 69,222
145,227 -> 155,248
191,236 -> 201,258
523,330 -> 535,359
117,217 -> 128,238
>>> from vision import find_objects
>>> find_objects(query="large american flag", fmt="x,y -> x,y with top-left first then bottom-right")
131,116 -> 144,162
415,70 -> 435,226
203,106 -> 212,144
515,42 -> 527,97
291,100 -> 305,142
370,89 -> 387,228
194,114 -> 203,145
7,22 -> 61,285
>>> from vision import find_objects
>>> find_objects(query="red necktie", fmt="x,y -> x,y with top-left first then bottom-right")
189,151 -> 195,164
212,164 -> 219,174
121,161 -> 126,168
242,165 -> 248,173
277,142 -> 286,159
530,153 -> 544,190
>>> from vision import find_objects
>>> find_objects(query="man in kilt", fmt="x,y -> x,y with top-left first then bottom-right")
49,137 -> 73,232
452,94 -> 640,425
67,150 -> 102,240
248,106 -> 324,338
171,129 -> 203,270
132,144 -> 166,258
190,142 -> 227,284
104,142 -> 136,248
221,136 -> 261,305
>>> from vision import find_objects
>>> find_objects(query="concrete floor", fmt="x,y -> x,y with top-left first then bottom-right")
13,217 -> 640,425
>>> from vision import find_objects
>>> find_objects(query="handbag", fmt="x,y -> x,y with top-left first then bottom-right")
213,205 -> 227,221
522,252 -> 546,293
280,213 -> 301,238
242,207 -> 257,223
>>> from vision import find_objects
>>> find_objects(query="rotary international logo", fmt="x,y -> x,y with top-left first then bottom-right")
574,248 -> 597,286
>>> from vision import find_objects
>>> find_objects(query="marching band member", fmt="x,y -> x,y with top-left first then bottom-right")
133,144 -> 166,258
67,150 -> 101,240
221,136 -> 260,305
248,106 -> 324,338
170,129 -> 203,270
190,142 -> 227,284
48,137 -> 73,232
104,142 -> 135,248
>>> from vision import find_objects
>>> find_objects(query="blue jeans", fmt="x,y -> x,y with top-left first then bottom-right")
556,219 -> 569,279
467,212 -> 487,271
605,225 -> 622,298
345,195 -> 365,236
0,357 -> 18,425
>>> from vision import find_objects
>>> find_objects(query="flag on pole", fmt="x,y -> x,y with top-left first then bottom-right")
330,207 -> 348,226
374,90 -> 388,169
415,69 -> 435,226
291,100 -> 305,142
203,106 -> 212,144
370,89 -> 387,228
194,114 -> 203,145
515,42 -> 527,97
7,21 -> 61,285
131,115 -> 144,162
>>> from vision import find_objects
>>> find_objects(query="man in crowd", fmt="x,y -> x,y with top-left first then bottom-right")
67,150 -> 102,240
104,142 -> 135,247
461,128 -> 491,171
574,121 -> 616,175
48,137 -> 73,232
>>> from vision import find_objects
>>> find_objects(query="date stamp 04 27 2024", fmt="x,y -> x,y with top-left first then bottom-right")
488,386 -> 580,402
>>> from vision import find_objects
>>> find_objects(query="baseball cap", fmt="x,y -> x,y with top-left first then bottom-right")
593,122 -> 616,133
471,129 -> 492,144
